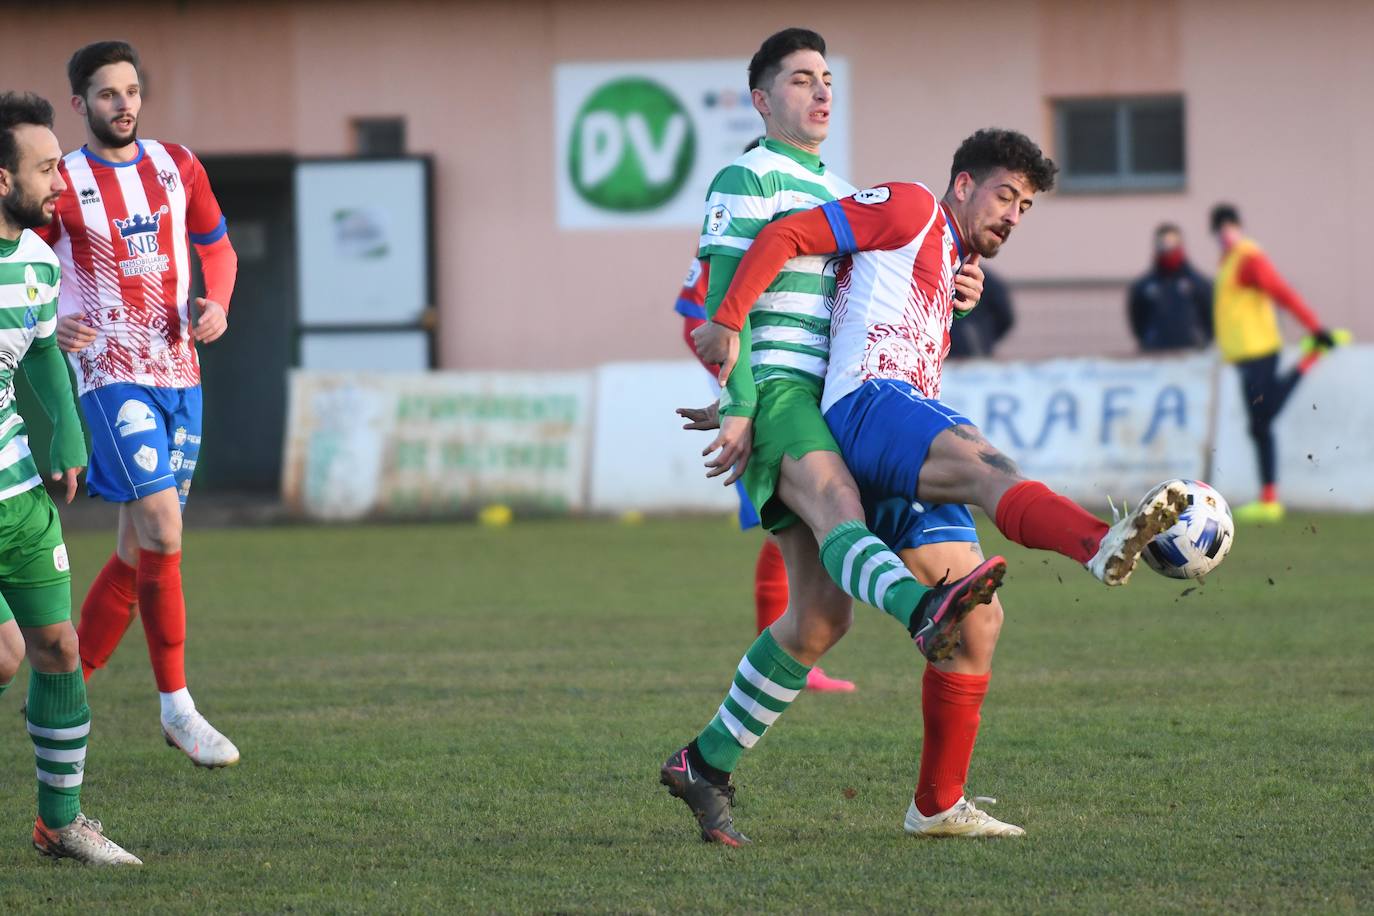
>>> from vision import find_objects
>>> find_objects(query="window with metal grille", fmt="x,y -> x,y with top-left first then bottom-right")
1054,96 -> 1185,192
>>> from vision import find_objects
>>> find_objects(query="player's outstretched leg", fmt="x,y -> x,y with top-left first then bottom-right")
27,669 -> 141,865
994,479 -> 1187,586
1082,481 -> 1188,585
907,556 -> 1006,662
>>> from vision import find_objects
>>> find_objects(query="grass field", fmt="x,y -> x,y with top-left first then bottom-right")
1,513 -> 1371,913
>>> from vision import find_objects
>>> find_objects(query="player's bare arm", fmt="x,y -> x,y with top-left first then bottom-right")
56,315 -> 97,352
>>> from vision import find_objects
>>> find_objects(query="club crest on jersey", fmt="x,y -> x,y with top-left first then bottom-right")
24,264 -> 40,310
157,168 -> 178,192
854,187 -> 891,205
114,205 -> 172,277
115,209 -> 166,256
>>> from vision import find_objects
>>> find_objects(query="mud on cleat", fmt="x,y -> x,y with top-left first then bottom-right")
1087,481 -> 1188,585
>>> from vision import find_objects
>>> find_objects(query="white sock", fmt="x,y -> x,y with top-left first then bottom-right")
160,688 -> 196,721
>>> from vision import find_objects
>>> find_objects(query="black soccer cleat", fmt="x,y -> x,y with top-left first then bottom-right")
909,556 -> 1007,662
659,746 -> 750,847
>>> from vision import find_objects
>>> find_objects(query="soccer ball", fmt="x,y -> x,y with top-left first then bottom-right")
1142,479 -> 1234,580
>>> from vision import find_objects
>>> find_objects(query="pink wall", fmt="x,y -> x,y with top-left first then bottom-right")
4,0 -> 1366,368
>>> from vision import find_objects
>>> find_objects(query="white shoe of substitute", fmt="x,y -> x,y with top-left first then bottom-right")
904,796 -> 1025,838
162,710 -> 240,768
1086,480 -> 1188,586
33,812 -> 143,865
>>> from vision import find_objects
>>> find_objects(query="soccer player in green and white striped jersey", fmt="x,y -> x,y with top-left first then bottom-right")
0,92 -> 139,865
660,30 -> 1005,846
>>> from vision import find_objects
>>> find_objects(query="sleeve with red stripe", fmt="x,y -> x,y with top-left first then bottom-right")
1237,250 -> 1321,331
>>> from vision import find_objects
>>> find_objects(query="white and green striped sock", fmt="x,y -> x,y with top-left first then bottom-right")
27,669 -> 88,829
819,520 -> 929,630
695,629 -> 810,773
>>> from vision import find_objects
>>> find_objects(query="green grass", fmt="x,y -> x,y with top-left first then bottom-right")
1,514 -> 1371,913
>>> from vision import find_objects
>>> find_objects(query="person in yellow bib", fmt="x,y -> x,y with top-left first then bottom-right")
1209,204 -> 1351,523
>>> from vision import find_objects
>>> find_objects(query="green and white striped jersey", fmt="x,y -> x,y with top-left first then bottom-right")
697,138 -> 855,388
0,231 -> 60,501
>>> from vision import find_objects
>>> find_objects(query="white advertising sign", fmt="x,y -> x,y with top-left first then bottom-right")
295,160 -> 428,326
554,58 -> 852,230
282,371 -> 592,520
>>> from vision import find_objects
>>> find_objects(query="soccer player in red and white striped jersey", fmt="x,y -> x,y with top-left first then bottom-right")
36,41 -> 241,768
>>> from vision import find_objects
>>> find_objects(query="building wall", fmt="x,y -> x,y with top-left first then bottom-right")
4,0 -> 1366,369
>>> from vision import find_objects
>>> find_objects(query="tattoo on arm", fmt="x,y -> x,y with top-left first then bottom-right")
978,449 -> 1020,476
950,425 -> 983,443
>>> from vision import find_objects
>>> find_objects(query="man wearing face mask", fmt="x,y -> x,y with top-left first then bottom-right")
1127,223 -> 1213,353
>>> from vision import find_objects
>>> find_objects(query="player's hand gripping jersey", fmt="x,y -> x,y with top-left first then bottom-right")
35,141 -> 235,394
714,182 -> 968,413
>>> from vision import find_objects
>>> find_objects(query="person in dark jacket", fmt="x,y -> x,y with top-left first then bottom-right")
1127,223 -> 1213,352
948,268 -> 1013,359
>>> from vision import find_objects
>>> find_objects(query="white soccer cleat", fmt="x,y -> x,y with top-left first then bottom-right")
1086,480 -> 1189,586
903,796 -> 1025,838
162,710 -> 240,768
33,812 -> 143,865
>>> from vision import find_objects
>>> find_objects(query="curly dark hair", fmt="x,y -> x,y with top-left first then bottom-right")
748,28 -> 826,91
68,40 -> 142,99
0,92 -> 55,173
948,128 -> 1057,193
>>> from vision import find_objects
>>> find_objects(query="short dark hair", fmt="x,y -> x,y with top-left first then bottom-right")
68,40 -> 142,99
748,28 -> 826,91
0,92 -> 55,173
1155,222 -> 1182,240
1210,203 -> 1241,233
948,128 -> 1058,193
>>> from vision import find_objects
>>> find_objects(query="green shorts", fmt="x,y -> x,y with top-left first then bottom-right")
0,486 -> 72,628
742,377 -> 841,533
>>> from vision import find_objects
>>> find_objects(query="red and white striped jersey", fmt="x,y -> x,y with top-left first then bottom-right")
36,140 -> 227,394
819,182 -> 965,412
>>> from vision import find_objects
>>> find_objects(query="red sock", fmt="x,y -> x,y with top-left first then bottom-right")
994,480 -> 1109,565
1261,483 -> 1278,504
77,553 -> 139,680
915,665 -> 990,817
754,538 -> 789,633
137,549 -> 187,693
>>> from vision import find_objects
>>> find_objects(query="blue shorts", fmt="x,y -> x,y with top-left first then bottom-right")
826,379 -> 978,549
80,383 -> 202,506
